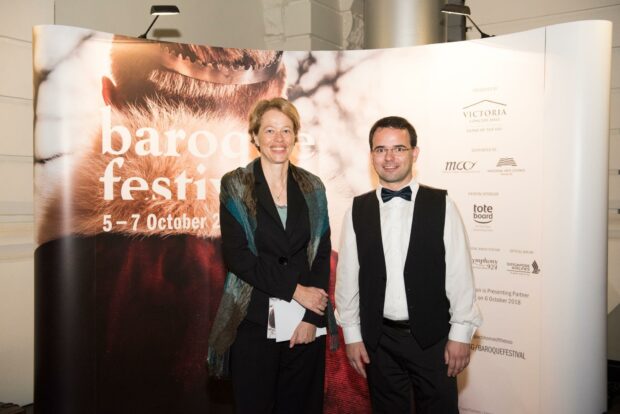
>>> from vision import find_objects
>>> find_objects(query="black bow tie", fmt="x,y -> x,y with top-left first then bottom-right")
381,186 -> 412,202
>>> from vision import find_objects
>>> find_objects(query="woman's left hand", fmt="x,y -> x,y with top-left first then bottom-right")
289,321 -> 317,348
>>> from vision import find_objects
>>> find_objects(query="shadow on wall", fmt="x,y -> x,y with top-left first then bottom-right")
152,28 -> 182,39
610,305 -> 620,361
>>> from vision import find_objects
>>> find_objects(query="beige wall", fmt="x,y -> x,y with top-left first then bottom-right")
55,0 -> 266,48
54,0 -> 363,50
0,0 -> 53,405
468,0 -> 620,361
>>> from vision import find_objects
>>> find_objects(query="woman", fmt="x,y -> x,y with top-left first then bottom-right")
208,97 -> 333,413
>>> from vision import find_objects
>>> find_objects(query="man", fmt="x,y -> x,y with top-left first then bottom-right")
335,116 -> 482,413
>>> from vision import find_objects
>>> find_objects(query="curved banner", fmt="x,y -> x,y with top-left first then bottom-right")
33,25 -> 369,414
33,22 -> 609,413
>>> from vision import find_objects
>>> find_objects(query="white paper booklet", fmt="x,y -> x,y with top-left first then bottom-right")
272,298 -> 327,342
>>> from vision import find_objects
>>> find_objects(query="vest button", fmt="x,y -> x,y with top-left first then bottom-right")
278,256 -> 288,265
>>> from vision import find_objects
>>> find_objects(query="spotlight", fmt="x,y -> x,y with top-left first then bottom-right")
138,5 -> 180,39
441,4 -> 493,39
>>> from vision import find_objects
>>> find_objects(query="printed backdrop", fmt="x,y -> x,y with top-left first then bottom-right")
34,24 -> 546,413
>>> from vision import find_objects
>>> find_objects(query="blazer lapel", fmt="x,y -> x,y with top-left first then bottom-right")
285,168 -> 305,239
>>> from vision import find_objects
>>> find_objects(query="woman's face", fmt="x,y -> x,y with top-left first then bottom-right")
254,109 -> 296,165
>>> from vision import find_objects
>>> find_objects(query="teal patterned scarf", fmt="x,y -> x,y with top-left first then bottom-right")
207,159 -> 337,378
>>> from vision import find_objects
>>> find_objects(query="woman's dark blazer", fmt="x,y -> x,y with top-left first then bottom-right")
219,160 -> 331,328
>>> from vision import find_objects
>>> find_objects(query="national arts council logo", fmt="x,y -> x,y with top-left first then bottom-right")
496,158 -> 516,167
487,157 -> 526,175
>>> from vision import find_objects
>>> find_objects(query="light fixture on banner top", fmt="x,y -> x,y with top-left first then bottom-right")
138,5 -> 181,39
441,4 -> 493,39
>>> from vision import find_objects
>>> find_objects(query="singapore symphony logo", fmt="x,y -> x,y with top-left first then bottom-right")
472,257 -> 498,271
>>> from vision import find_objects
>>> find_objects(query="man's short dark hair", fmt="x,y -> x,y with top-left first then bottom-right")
368,116 -> 417,149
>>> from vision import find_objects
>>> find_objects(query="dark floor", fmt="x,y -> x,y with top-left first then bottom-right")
0,399 -> 618,413
2,372 -> 620,414
0,403 -> 31,414
611,392 -> 620,413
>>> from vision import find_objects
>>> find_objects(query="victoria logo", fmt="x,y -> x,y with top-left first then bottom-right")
473,204 -> 493,224
445,161 -> 477,172
462,100 -> 508,120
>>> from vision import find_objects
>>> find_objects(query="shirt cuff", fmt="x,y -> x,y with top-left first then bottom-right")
448,323 -> 476,344
342,325 -> 363,344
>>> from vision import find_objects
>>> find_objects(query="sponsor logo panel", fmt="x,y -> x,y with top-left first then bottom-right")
463,99 -> 508,134
472,257 -> 498,271
467,192 -> 498,232
473,204 -> 493,224
443,160 -> 479,173
487,157 -> 526,175
505,260 -> 541,275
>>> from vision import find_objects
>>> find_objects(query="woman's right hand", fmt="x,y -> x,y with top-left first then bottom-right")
293,284 -> 328,315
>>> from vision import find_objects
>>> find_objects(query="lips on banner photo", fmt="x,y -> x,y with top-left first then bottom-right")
33,22 -> 610,414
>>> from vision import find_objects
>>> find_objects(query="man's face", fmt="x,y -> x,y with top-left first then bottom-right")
371,127 -> 419,190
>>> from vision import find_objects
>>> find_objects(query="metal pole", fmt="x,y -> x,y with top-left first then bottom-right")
364,0 -> 444,48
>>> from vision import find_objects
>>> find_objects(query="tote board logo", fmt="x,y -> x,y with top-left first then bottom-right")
473,204 -> 493,224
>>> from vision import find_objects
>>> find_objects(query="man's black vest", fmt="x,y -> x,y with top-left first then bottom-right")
352,185 -> 451,350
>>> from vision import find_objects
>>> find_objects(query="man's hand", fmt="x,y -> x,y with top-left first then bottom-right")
444,339 -> 470,377
293,284 -> 328,315
346,341 -> 370,378
289,321 -> 317,348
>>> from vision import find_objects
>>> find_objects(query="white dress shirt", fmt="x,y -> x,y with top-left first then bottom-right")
335,179 -> 482,345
